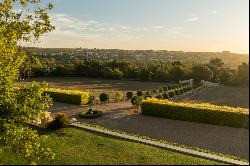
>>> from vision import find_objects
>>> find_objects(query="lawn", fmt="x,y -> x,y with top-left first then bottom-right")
16,77 -> 170,98
173,85 -> 249,108
0,127 -> 225,165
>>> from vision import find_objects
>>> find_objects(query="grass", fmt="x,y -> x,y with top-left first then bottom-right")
173,85 -> 249,108
0,127 -> 225,165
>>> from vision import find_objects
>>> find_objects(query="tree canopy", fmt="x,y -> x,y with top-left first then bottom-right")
0,0 -> 55,164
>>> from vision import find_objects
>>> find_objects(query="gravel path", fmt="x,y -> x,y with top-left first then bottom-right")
49,102 -> 249,160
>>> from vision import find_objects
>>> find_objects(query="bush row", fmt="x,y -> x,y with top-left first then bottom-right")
141,98 -> 249,129
45,88 -> 91,105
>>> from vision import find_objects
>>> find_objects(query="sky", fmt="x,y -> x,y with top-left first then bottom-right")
29,0 -> 249,53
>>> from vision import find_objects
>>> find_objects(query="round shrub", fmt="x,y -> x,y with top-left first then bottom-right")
168,91 -> 175,98
174,89 -> 181,95
179,89 -> 184,94
99,93 -> 109,103
137,90 -> 143,96
162,93 -> 170,99
88,95 -> 96,105
48,113 -> 69,130
126,91 -> 134,99
163,87 -> 168,91
158,88 -> 163,93
152,89 -> 158,94
131,96 -> 143,109
156,94 -> 163,99
114,91 -> 123,101
145,91 -> 151,96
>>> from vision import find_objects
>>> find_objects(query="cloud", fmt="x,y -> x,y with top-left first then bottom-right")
211,10 -> 217,14
152,25 -> 164,29
186,17 -> 199,22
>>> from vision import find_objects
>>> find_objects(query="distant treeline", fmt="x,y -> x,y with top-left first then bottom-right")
24,47 -> 248,69
20,56 -> 249,87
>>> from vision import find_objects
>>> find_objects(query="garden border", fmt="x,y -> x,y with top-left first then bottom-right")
70,123 -> 249,165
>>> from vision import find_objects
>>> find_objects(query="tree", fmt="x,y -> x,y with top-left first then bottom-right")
234,62 -> 249,87
208,58 -> 224,82
111,68 -> 124,79
191,65 -> 213,84
219,68 -> 235,86
209,58 -> 224,68
0,0 -> 55,164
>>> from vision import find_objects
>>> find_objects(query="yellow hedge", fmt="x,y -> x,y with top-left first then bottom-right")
45,88 -> 91,105
141,98 -> 249,129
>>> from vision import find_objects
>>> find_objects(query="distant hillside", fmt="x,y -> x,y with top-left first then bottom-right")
24,47 -> 248,69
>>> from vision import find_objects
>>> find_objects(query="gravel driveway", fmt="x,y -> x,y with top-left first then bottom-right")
49,101 -> 249,160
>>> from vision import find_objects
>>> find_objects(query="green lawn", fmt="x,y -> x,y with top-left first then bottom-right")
0,127 -> 225,165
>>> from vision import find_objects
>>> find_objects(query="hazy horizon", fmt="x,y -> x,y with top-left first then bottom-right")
25,0 -> 249,54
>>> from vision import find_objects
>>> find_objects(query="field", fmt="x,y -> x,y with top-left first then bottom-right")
0,127 -> 224,165
173,85 -> 249,108
17,77 -> 170,99
17,77 -> 249,108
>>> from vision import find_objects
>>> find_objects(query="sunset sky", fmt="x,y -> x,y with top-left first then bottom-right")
33,0 -> 248,54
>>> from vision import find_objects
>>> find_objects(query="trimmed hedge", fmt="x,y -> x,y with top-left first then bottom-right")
141,98 -> 249,129
45,88 -> 90,105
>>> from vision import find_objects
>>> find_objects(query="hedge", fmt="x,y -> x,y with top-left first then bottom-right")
141,98 -> 249,129
45,88 -> 90,105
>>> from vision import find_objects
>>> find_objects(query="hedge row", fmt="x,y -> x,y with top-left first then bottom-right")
141,98 -> 249,129
45,88 -> 91,105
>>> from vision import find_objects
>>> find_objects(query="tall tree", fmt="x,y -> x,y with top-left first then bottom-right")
0,0 -> 55,164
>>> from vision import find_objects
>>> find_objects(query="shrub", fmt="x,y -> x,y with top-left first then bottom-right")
162,93 -> 170,99
162,87 -> 169,91
179,89 -> 184,94
79,109 -> 103,119
168,91 -> 175,98
145,91 -> 151,96
141,98 -> 249,129
114,91 -> 123,101
158,88 -> 163,93
45,88 -> 90,105
126,91 -> 134,99
156,94 -> 163,99
88,95 -> 96,105
152,89 -> 158,94
144,95 -> 152,99
99,93 -> 109,103
131,96 -> 143,109
137,90 -> 143,96
174,89 -> 181,95
48,113 -> 69,130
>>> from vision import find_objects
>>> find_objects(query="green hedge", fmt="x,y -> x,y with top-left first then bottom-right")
141,98 -> 249,129
45,88 -> 90,105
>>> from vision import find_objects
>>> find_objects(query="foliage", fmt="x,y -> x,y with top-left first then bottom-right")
131,96 -> 143,109
79,109 -> 103,119
0,127 -> 226,165
234,62 -> 249,87
168,91 -> 175,98
141,98 -> 249,129
48,113 -> 69,130
162,93 -> 170,99
156,94 -> 163,99
99,93 -> 109,103
126,91 -> 134,99
0,0 -> 55,163
114,91 -> 123,101
45,88 -> 90,105
137,90 -> 143,96
192,65 -> 213,84
88,95 -> 96,105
